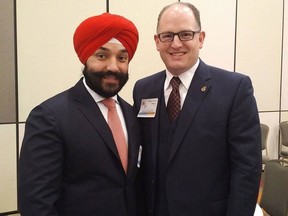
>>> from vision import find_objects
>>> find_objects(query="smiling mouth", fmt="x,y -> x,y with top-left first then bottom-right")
105,75 -> 117,79
103,76 -> 119,83
170,52 -> 186,56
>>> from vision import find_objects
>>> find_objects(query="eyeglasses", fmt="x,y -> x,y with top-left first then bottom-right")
157,30 -> 201,43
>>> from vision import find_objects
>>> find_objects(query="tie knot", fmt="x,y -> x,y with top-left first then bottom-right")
102,98 -> 116,109
170,77 -> 181,89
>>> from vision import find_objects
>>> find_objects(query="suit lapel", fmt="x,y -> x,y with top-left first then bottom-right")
148,74 -> 166,165
168,61 -> 212,164
70,79 -> 120,161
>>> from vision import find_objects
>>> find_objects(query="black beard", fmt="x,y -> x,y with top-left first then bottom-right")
83,67 -> 129,98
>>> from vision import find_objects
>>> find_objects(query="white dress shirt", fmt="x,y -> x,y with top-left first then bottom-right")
164,58 -> 200,108
82,78 -> 128,143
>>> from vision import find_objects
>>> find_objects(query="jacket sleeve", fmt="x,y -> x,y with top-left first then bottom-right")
18,104 -> 63,216
226,75 -> 262,216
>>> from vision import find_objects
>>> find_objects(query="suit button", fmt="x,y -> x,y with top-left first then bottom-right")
151,179 -> 155,184
148,209 -> 152,215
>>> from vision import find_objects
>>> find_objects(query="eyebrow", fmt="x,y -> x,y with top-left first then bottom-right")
98,46 -> 128,54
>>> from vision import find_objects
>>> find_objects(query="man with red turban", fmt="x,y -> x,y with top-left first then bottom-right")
18,13 -> 143,216
74,12 -> 138,64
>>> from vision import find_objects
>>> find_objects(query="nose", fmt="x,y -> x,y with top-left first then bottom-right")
171,35 -> 183,48
106,57 -> 120,72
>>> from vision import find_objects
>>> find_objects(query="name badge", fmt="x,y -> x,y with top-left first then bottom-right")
137,98 -> 158,118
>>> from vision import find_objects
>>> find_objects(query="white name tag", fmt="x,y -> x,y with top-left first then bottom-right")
137,98 -> 158,118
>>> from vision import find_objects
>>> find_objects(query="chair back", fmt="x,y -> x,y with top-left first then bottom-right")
280,121 -> 288,147
260,123 -> 269,151
260,160 -> 288,216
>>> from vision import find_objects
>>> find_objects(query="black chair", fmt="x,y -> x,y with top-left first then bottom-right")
260,123 -> 270,164
279,121 -> 288,164
259,160 -> 288,216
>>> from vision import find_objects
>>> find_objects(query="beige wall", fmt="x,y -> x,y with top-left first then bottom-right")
0,0 -> 287,214
236,0 -> 284,165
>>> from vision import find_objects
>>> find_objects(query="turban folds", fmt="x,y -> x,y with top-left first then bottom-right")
73,13 -> 139,64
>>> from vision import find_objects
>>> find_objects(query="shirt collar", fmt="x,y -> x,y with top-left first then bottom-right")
82,77 -> 118,104
164,58 -> 200,90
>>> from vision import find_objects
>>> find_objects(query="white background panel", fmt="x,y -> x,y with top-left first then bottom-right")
282,0 -> 288,110
18,123 -> 25,155
236,0 -> 283,111
281,112 -> 288,122
17,1 -> 106,121
186,0 -> 236,71
0,124 -> 17,213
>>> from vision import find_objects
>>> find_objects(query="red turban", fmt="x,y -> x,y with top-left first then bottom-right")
73,13 -> 139,64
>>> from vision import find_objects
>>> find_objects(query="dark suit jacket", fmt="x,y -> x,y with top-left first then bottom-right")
133,60 -> 262,216
18,78 -> 142,216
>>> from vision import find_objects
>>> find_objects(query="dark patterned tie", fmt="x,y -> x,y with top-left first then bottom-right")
102,98 -> 128,173
167,77 -> 181,122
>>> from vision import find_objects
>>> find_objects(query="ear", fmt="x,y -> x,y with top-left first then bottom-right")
154,34 -> 160,51
198,31 -> 206,49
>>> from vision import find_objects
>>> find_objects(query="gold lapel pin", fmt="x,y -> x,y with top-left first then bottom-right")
201,86 -> 207,92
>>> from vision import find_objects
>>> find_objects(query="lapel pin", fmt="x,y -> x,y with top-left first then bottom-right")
201,86 -> 207,92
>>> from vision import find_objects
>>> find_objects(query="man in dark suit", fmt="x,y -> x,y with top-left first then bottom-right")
18,13 -> 142,216
133,2 -> 262,216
